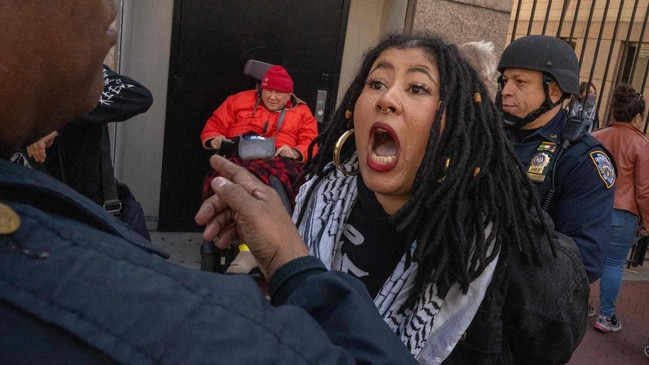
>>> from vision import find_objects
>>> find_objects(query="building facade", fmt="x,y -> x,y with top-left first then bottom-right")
508,0 -> 649,131
101,0 -> 649,231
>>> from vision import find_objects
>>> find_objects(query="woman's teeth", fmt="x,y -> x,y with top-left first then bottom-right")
371,152 -> 396,163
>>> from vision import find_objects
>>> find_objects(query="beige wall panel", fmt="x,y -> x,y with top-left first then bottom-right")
337,0 -> 386,105
412,0 -> 514,55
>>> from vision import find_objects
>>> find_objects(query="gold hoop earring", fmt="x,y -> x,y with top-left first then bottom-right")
333,129 -> 360,176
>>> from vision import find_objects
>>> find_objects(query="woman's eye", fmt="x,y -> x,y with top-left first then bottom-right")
366,79 -> 385,90
410,84 -> 429,95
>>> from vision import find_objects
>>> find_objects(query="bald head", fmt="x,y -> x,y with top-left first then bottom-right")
0,0 -> 118,157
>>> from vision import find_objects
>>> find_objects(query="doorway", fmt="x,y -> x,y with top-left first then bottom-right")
158,0 -> 350,231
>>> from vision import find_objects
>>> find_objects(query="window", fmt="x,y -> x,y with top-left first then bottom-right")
620,42 -> 649,91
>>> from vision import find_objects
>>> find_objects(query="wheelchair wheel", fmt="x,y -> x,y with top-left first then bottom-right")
199,241 -> 217,272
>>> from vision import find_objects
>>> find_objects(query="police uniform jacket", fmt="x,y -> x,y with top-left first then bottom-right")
0,160 -> 415,364
505,111 -> 616,283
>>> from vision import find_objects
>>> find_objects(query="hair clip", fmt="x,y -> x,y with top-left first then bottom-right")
443,157 -> 451,171
345,109 -> 353,119
438,157 -> 451,183
474,93 -> 482,103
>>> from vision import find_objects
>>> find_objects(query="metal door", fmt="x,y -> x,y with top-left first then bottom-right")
159,0 -> 349,231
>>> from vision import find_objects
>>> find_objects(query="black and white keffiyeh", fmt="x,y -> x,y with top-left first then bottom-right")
293,153 -> 497,364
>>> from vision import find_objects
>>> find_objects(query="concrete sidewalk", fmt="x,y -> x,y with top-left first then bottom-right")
569,265 -> 649,364
151,231 -> 649,364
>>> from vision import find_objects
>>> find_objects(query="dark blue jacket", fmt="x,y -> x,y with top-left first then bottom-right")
505,111 -> 615,282
0,160 -> 416,364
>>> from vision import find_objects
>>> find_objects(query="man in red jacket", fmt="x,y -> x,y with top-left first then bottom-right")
201,65 -> 318,162
200,65 -> 318,273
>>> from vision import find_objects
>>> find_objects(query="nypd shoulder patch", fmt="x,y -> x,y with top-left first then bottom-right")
590,151 -> 615,189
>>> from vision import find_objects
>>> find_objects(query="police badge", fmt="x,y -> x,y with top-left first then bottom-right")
527,152 -> 552,182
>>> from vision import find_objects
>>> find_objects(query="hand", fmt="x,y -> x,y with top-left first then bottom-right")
639,226 -> 649,237
207,136 -> 233,150
274,145 -> 301,160
195,155 -> 309,279
26,131 -> 59,163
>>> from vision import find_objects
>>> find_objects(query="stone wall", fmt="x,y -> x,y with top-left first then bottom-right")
410,0 -> 514,55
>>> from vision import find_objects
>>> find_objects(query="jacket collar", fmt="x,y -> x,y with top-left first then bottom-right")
506,111 -> 567,144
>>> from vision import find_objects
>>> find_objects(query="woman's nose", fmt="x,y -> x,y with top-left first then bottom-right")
375,92 -> 401,114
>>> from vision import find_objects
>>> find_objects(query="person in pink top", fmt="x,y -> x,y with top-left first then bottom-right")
591,83 -> 649,333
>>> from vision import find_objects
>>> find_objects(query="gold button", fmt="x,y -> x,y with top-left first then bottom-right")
0,202 -> 21,234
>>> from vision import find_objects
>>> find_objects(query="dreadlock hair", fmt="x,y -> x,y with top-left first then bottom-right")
300,32 -> 555,310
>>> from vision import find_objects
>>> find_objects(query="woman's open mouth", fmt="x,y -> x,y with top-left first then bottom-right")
367,124 -> 399,171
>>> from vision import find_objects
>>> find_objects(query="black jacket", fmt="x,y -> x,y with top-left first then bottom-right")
445,217 -> 589,364
45,65 -> 153,205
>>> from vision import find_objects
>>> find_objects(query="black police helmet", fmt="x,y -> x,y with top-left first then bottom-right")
498,35 -> 580,95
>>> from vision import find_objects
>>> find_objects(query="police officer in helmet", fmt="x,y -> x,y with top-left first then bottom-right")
497,35 -> 615,283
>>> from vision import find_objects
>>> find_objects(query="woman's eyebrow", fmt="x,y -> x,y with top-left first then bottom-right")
369,62 -> 394,75
407,66 -> 438,86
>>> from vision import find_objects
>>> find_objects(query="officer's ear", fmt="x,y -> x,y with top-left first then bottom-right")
547,81 -> 563,103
